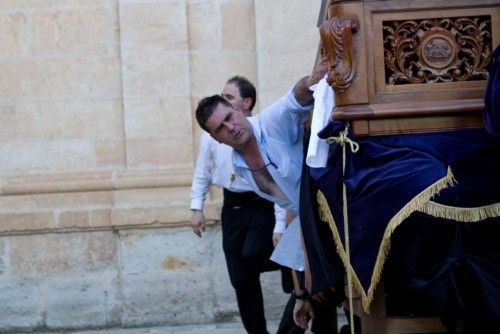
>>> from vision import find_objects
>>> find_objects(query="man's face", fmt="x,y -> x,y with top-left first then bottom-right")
205,102 -> 253,149
221,82 -> 251,117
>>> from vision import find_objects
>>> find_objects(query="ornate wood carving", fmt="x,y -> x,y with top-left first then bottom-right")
320,17 -> 359,93
383,15 -> 493,84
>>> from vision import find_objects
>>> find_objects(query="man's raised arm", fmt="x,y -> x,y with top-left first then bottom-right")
293,57 -> 329,106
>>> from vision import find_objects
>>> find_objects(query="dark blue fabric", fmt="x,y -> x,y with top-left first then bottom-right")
385,212 -> 500,330
311,122 -> 500,294
299,129 -> 345,299
484,44 -> 500,136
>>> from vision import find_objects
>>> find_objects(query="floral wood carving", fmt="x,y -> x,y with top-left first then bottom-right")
383,16 -> 492,84
320,17 -> 359,92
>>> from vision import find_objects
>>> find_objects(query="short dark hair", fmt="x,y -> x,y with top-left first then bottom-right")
195,95 -> 232,132
226,76 -> 257,111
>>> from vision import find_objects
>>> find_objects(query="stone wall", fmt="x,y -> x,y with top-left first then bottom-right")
0,0 -> 321,331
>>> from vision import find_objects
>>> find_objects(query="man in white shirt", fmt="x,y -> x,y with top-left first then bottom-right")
194,61 -> 329,330
189,76 -> 287,334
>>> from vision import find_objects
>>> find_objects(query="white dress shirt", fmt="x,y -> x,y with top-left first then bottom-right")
190,131 -> 286,233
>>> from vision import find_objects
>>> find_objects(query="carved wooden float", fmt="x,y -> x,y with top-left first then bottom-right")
315,1 -> 500,333
319,0 -> 500,136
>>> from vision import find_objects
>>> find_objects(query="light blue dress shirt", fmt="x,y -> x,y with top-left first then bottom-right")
190,132 -> 287,233
232,88 -> 313,270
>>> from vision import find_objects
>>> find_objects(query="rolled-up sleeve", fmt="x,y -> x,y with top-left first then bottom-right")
190,133 -> 213,211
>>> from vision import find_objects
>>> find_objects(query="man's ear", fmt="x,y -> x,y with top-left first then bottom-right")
242,97 -> 253,111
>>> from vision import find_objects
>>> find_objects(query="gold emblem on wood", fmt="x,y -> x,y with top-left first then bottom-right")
383,16 -> 492,84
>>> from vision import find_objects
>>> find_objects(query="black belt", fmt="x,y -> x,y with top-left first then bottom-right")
223,189 -> 263,207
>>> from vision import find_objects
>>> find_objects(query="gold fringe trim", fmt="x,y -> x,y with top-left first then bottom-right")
317,166 -> 456,313
420,201 -> 500,222
317,190 -> 368,307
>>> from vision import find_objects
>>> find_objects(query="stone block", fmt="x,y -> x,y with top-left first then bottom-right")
0,0 -> 112,10
0,104 -> 16,140
0,140 -> 96,175
95,140 -> 126,168
123,96 -> 192,139
0,238 -> 7,275
45,269 -> 121,329
255,0 -> 321,52
121,52 -> 190,97
58,100 -> 123,141
16,100 -> 123,141
257,50 -> 317,105
28,7 -> 118,57
125,137 -> 193,168
190,51 -> 259,96
1,58 -> 120,101
219,52 -> 258,88
0,61 -> 20,100
0,212 -> 55,233
57,209 -> 112,230
118,227 -> 213,274
113,187 -> 189,208
221,1 -> 256,50
189,52 -> 225,96
117,227 -> 228,326
0,12 -> 27,57
187,3 -> 219,50
0,191 -> 113,213
189,51 -> 257,97
119,2 -> 188,54
10,231 -> 116,275
0,277 -> 43,331
121,270 -> 214,327
111,205 -> 190,227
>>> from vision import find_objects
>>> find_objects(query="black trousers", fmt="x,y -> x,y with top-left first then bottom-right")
221,189 -> 279,334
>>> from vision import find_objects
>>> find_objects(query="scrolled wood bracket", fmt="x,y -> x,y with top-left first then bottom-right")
320,17 -> 359,93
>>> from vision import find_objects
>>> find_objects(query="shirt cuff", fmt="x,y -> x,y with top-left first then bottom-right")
190,199 -> 204,211
286,87 -> 314,110
273,219 -> 287,234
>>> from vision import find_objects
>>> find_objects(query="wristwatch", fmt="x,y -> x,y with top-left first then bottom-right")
293,290 -> 308,300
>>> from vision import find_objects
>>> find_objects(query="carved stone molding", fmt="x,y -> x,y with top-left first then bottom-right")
320,17 -> 359,92
0,169 -> 193,196
383,15 -> 492,84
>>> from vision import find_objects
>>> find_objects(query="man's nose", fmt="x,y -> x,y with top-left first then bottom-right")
222,121 -> 235,131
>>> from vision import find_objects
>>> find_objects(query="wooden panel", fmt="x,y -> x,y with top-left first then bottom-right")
320,0 -> 500,136
353,113 -> 484,136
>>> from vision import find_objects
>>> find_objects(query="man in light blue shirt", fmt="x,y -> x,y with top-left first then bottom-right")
194,62 -> 328,330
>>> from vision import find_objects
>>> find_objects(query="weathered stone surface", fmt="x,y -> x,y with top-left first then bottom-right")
123,96 -> 192,139
119,227 -> 218,326
10,231 -> 116,275
28,6 -> 118,57
0,212 -> 55,233
187,3 -> 219,50
0,277 -> 43,331
0,0 -> 322,331
45,270 -> 122,329
221,1 -> 256,50
125,137 -> 193,168
0,104 -> 16,141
